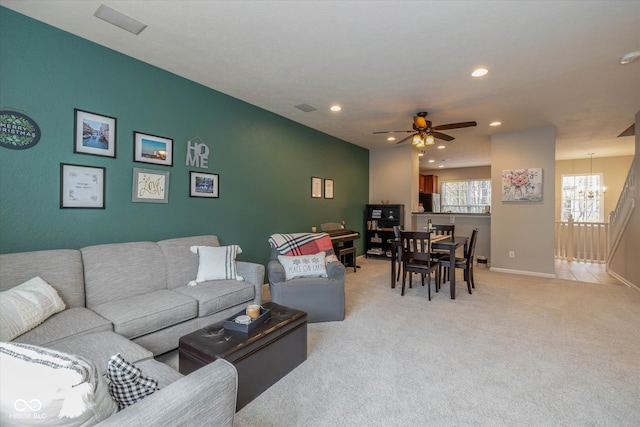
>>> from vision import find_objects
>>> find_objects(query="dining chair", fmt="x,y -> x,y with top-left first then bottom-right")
438,228 -> 478,295
393,225 -> 404,282
430,224 -> 455,284
399,231 -> 440,300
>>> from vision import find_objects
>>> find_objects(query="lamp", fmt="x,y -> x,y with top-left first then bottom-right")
412,133 -> 425,147
425,134 -> 435,145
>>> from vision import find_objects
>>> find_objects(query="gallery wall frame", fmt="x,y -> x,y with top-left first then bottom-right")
73,108 -> 116,158
189,171 -> 219,198
60,163 -> 105,209
324,179 -> 334,199
311,176 -> 322,198
132,167 -> 170,203
133,131 -> 173,166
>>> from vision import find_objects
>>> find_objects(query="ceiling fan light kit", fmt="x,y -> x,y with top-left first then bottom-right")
619,51 -> 640,65
374,111 -> 477,147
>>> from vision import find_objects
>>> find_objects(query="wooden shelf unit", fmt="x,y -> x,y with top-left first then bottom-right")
364,204 -> 404,258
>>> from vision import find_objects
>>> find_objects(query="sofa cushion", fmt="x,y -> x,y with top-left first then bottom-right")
106,353 -> 159,409
190,245 -> 244,283
47,331 -> 153,376
0,249 -> 85,308
1,276 -> 66,341
81,242 -> 168,308
12,307 -> 112,347
157,235 -> 221,290
174,280 -> 255,317
90,290 -> 197,339
0,341 -> 117,426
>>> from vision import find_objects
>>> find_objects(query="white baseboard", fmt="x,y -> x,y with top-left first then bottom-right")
606,268 -> 639,292
489,267 -> 556,279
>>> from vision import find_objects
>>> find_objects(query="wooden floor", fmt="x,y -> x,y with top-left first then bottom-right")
554,259 -> 625,286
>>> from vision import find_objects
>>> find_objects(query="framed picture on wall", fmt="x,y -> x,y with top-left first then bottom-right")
73,109 -> 117,158
133,132 -> 174,166
60,163 -> 105,209
189,171 -> 219,198
132,168 -> 170,203
311,176 -> 322,198
324,179 -> 334,199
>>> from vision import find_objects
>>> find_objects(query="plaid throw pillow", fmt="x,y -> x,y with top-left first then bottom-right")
105,353 -> 159,409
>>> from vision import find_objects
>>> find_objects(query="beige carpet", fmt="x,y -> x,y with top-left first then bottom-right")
233,257 -> 640,427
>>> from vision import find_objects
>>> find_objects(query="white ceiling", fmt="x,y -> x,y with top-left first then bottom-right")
2,0 -> 638,169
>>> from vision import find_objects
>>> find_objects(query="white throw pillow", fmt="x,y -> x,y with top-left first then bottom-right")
277,252 -> 328,280
189,245 -> 244,284
0,342 -> 117,426
0,276 -> 66,342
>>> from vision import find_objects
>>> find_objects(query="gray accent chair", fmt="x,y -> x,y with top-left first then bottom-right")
267,248 -> 346,322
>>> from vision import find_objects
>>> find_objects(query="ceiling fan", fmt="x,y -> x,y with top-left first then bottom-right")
373,111 -> 477,147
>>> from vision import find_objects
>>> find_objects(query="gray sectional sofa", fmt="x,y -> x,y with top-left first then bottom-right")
0,235 -> 265,426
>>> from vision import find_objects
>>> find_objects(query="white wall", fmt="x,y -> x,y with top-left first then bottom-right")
491,126 -> 556,277
369,145 -> 418,228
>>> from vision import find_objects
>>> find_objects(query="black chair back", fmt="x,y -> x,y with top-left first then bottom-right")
466,228 -> 479,267
432,224 -> 455,239
399,231 -> 434,264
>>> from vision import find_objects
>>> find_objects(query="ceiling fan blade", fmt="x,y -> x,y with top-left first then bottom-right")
431,131 -> 455,141
372,130 -> 413,134
433,121 -> 477,131
395,134 -> 415,145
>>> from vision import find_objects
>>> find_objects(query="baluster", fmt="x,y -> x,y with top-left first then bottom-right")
567,215 -> 574,262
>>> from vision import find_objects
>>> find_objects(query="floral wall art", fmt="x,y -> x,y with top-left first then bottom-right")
502,168 -> 542,202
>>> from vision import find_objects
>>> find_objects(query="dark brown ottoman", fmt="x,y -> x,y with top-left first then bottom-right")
179,301 -> 307,411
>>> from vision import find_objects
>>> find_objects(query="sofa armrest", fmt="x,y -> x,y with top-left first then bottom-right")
237,261 -> 265,304
326,261 -> 346,280
267,259 -> 287,284
97,359 -> 238,427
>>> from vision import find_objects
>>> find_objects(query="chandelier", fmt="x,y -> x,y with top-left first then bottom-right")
579,153 -> 606,199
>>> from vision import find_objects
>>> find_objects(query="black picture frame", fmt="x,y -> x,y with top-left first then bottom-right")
73,108 -> 117,158
311,176 -> 322,198
60,163 -> 106,209
189,171 -> 219,198
133,131 -> 174,166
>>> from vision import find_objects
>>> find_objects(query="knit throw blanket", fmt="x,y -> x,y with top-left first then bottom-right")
269,233 -> 338,263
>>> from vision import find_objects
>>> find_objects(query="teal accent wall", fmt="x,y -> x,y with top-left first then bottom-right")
0,8 -> 369,265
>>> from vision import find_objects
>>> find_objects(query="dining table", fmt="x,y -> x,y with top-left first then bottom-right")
391,233 -> 468,299
431,236 -> 468,299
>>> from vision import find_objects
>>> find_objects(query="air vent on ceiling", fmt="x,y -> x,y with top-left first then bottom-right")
294,104 -> 317,113
94,4 -> 147,35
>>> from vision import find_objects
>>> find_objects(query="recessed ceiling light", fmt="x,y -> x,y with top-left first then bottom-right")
438,165 -> 444,168
418,152 -> 424,157
619,51 -> 640,65
428,159 -> 435,163
330,105 -> 342,112
94,4 -> 147,35
437,145 -> 446,149
472,68 -> 488,77
387,136 -> 396,141
490,121 -> 502,126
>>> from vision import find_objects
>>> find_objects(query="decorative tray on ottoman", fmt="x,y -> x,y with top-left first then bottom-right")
223,307 -> 271,333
